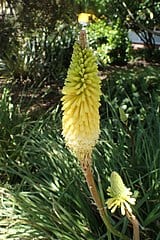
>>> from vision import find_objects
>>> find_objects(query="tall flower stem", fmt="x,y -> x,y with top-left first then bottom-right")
126,209 -> 140,240
81,156 -> 129,240
61,29 -> 130,239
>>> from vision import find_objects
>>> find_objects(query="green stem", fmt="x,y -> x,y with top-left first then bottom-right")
81,157 -> 129,240
107,230 -> 112,240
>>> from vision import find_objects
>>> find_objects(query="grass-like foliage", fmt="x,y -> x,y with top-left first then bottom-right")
0,65 -> 160,239
0,110 -> 105,240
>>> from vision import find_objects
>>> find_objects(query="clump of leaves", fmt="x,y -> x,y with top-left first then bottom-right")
87,19 -> 131,66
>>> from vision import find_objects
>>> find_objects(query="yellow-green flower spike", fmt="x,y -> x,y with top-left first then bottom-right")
106,171 -> 136,216
61,31 -> 101,162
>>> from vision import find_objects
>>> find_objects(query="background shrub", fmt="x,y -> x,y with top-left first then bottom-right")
87,19 -> 131,66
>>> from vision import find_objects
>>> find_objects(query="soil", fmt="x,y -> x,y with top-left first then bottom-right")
0,77 -> 62,117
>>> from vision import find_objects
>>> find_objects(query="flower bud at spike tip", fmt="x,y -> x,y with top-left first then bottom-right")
106,172 -> 136,216
61,30 -> 101,162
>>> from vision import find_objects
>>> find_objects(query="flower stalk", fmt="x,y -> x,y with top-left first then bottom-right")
61,30 -> 129,240
82,155 -> 129,240
125,209 -> 140,240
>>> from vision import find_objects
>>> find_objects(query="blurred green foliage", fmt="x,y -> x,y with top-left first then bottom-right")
0,23 -> 78,85
0,0 -> 79,85
0,88 -> 27,182
87,20 -> 131,66
1,0 -> 160,87
101,65 -> 160,122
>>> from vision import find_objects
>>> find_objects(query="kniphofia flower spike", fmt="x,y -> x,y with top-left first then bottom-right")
61,30 -> 101,163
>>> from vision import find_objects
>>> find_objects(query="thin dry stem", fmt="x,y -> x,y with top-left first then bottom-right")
79,30 -> 87,49
80,155 -> 129,240
126,209 -> 140,240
